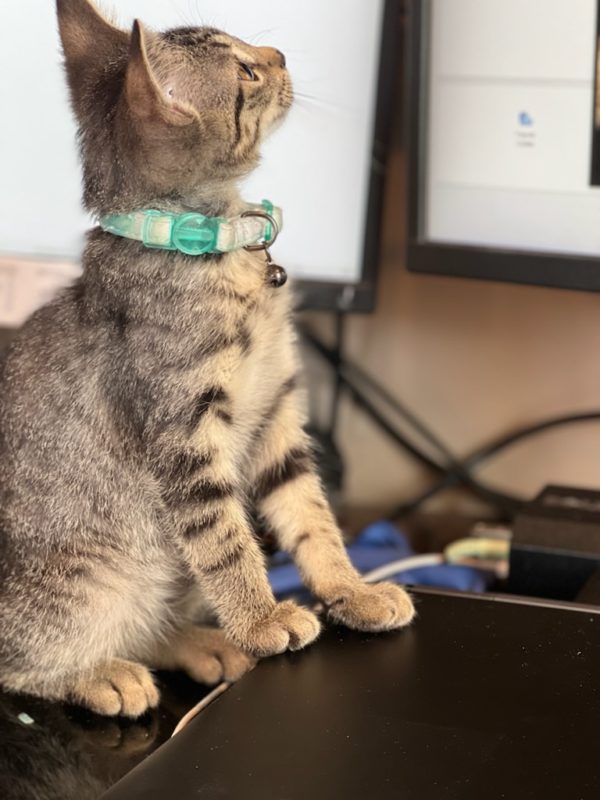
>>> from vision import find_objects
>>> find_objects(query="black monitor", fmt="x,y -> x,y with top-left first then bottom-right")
300,0 -> 402,312
407,0 -> 600,292
0,0 -> 403,320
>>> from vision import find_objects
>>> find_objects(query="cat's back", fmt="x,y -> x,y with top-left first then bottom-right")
0,280 -> 160,550
0,281 -> 114,458
0,280 -> 108,402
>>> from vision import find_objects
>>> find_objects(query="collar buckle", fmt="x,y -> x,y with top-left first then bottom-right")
171,213 -> 219,256
240,209 -> 280,252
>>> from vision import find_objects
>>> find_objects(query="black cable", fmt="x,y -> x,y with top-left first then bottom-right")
304,328 -> 442,470
338,367 -> 523,516
389,412 -> 600,519
302,325 -> 600,520
305,326 -> 471,465
303,328 -> 523,516
336,347 -> 530,513
463,412 -> 600,470
328,312 -> 346,439
338,371 -> 446,472
342,349 -> 473,466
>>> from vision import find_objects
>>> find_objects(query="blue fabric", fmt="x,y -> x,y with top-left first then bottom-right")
268,520 -> 490,598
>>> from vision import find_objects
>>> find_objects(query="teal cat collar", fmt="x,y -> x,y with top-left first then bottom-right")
99,200 -> 282,257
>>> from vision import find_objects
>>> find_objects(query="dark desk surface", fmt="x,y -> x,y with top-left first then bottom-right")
0,665 -> 211,799
102,589 -> 600,800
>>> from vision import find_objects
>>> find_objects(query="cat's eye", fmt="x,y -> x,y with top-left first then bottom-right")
238,62 -> 257,82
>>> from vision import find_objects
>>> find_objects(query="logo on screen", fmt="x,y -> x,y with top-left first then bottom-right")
518,111 -> 534,127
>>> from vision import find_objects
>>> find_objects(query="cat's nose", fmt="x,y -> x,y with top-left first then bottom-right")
258,47 -> 286,68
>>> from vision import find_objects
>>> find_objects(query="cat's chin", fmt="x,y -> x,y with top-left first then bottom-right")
265,106 -> 292,137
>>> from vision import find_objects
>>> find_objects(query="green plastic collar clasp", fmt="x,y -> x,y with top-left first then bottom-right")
171,213 -> 220,256
139,210 -> 221,255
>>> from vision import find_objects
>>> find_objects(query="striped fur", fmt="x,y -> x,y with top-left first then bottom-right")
0,0 -> 414,719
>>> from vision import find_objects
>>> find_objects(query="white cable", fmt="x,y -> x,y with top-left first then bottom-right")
362,554 -> 444,584
171,681 -> 230,737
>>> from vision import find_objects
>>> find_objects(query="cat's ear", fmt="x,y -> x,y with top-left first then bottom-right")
125,20 -> 199,128
56,0 -> 128,66
57,0 -> 129,115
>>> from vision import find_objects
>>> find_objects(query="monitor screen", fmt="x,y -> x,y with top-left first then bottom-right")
408,0 -> 600,291
0,0 -> 399,321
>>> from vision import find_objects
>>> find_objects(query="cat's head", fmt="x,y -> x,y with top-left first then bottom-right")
56,0 -> 293,215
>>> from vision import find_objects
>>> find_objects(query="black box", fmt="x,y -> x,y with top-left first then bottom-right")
508,485 -> 600,601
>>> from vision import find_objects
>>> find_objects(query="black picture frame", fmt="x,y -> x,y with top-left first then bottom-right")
296,0 -> 403,313
406,0 -> 600,294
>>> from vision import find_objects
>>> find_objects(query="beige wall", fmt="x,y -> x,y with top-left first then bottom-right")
304,151 -> 600,514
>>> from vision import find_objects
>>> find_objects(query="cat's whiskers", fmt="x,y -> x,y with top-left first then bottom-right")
292,91 -> 341,112
247,29 -> 279,45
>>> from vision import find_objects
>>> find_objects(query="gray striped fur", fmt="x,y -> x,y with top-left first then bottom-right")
0,0 -> 414,717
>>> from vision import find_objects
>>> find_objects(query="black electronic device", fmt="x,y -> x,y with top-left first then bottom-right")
407,0 -> 600,292
508,484 -> 600,601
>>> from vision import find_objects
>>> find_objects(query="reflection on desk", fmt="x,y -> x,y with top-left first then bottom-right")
0,671 -> 211,800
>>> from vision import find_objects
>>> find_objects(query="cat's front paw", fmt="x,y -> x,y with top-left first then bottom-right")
175,627 -> 256,685
240,600 -> 321,657
70,659 -> 160,718
326,582 -> 415,632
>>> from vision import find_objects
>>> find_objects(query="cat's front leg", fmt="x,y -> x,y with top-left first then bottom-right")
185,500 -> 320,656
152,410 -> 320,658
251,378 -> 415,632
176,494 -> 320,656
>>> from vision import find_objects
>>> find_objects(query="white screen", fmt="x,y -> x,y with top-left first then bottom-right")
425,0 -> 600,257
0,0 -> 385,283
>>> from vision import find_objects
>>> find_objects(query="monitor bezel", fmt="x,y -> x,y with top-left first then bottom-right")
406,0 -> 600,293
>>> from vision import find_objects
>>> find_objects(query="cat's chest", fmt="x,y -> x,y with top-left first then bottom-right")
226,289 -> 296,433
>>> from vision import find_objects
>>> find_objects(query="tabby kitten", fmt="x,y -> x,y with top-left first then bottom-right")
0,0 -> 414,718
